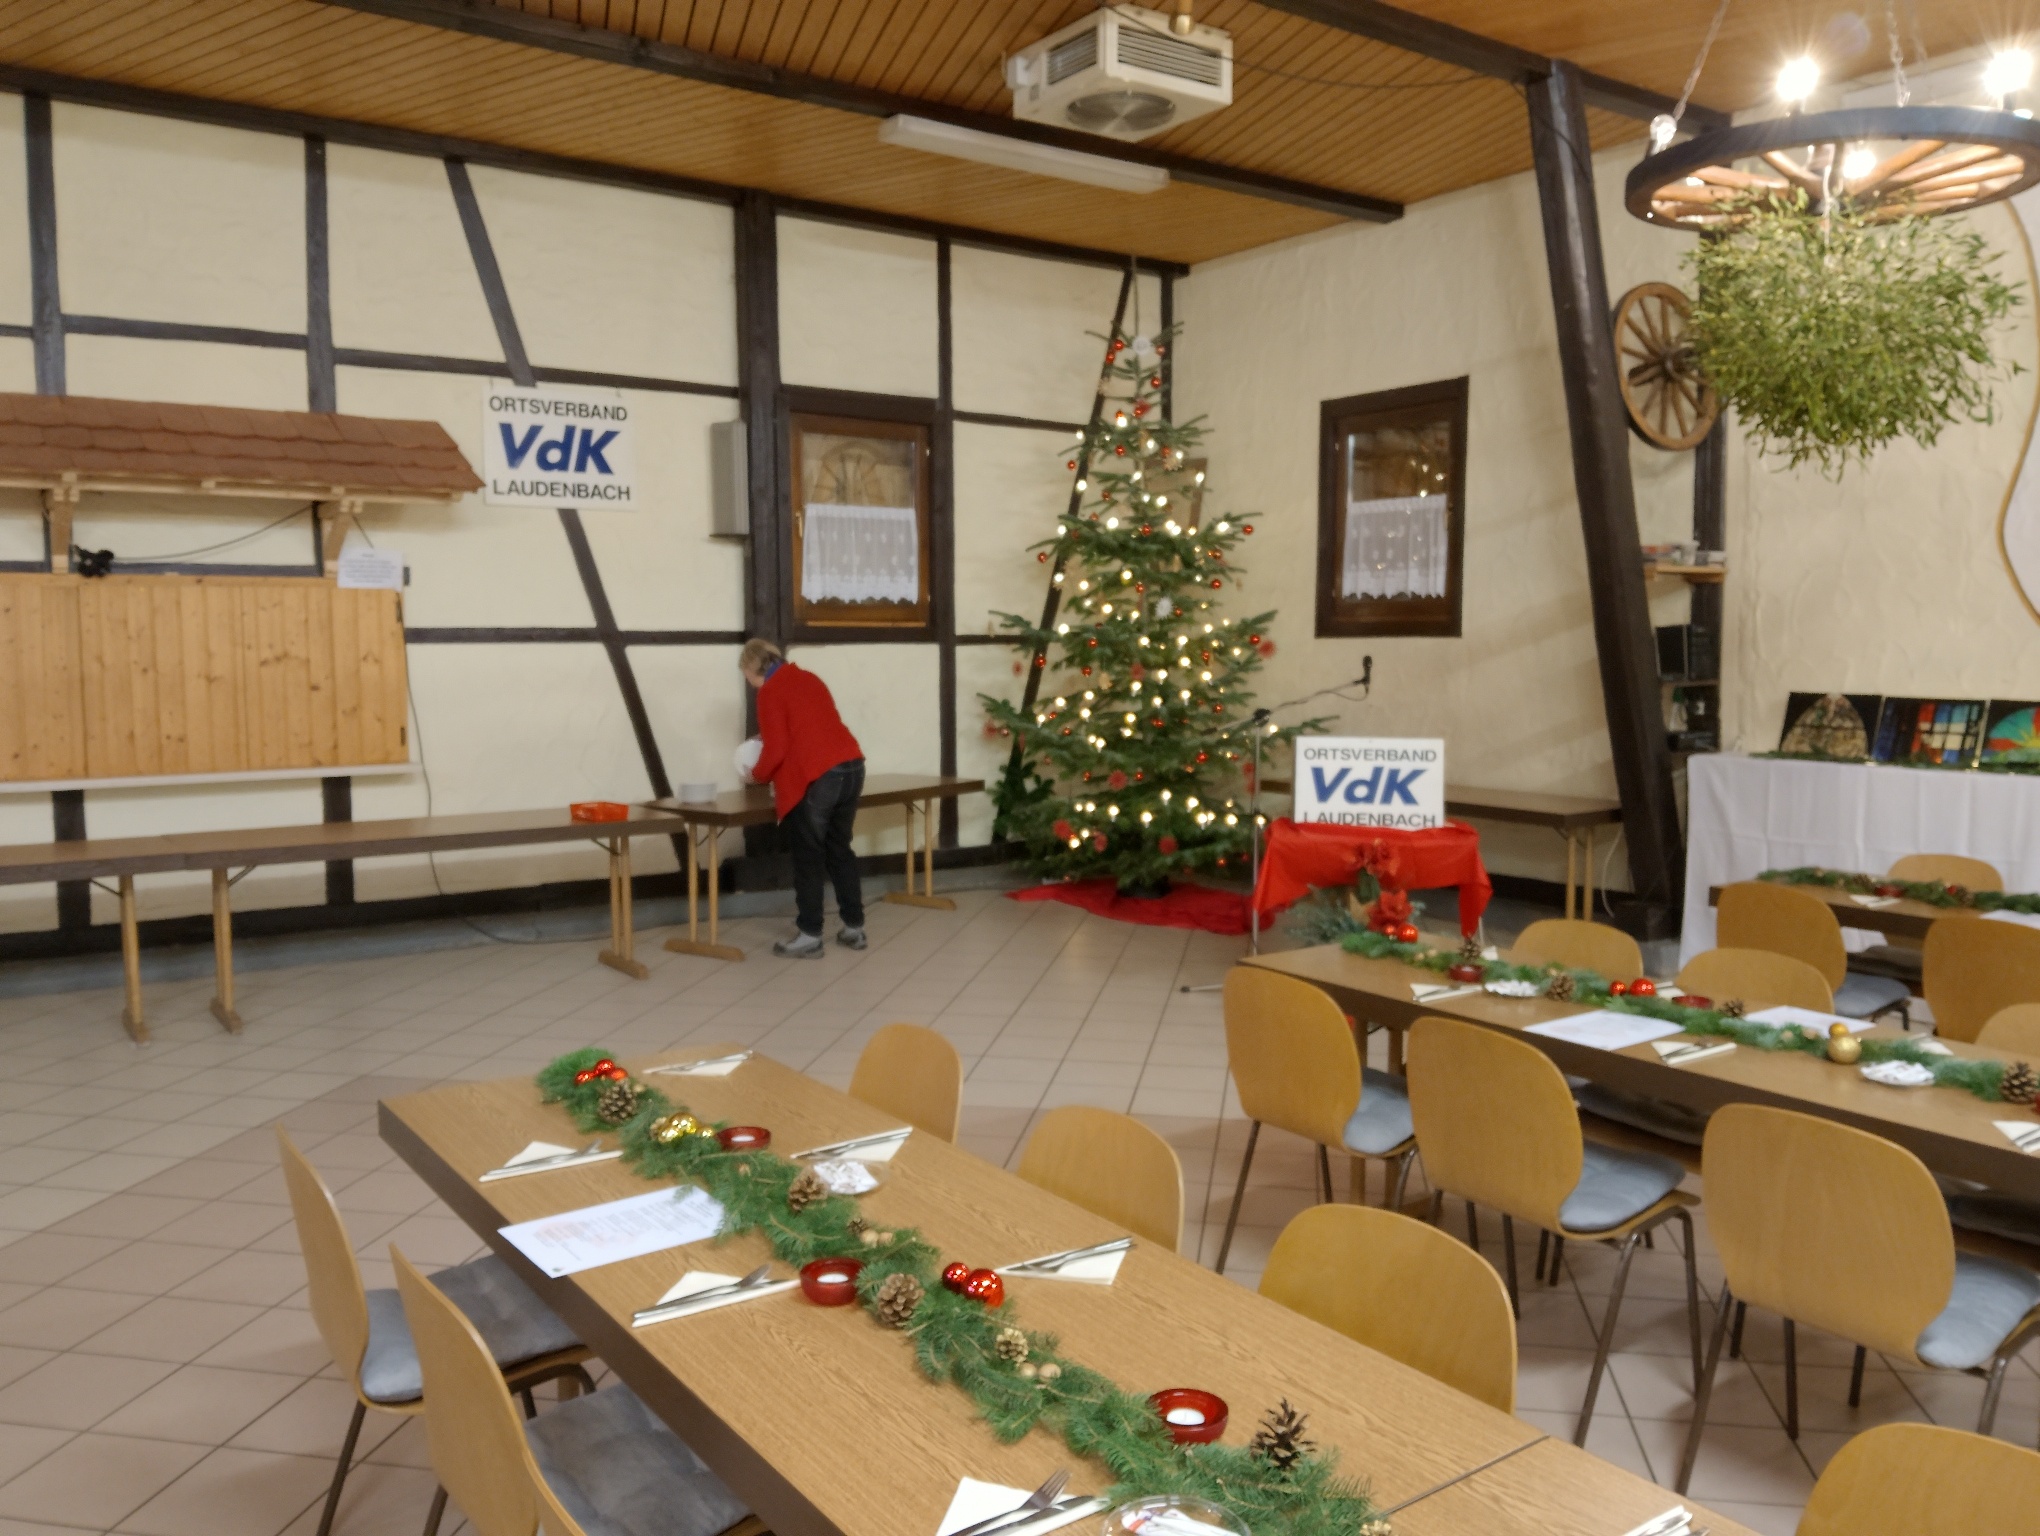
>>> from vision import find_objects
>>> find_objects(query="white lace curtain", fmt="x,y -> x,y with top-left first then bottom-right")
1342,494 -> 1448,600
801,502 -> 919,604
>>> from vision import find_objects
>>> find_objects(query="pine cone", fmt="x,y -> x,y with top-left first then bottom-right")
1248,1399 -> 1314,1474
994,1326 -> 1029,1363
848,1215 -> 870,1238
1544,971 -> 1576,1002
874,1271 -> 923,1327
2001,1061 -> 2038,1105
786,1168 -> 827,1212
1721,998 -> 1747,1018
596,1079 -> 645,1125
1457,934 -> 1483,962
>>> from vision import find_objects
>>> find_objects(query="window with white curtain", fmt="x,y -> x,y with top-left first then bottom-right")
790,413 -> 930,631
1318,379 -> 1467,638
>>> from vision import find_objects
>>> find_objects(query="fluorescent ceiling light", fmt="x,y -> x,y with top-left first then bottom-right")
878,115 -> 1169,194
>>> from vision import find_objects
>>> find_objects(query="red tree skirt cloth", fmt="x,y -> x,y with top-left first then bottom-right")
1007,878 -> 1250,935
1251,818 -> 1492,934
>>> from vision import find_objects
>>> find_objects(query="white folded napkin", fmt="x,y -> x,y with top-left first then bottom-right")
1849,893 -> 1901,909
812,1158 -> 880,1194
1983,909 -> 2040,930
1410,982 -> 1479,1002
996,1248 -> 1126,1285
648,1269 -> 798,1317
795,1128 -> 910,1162
935,1479 -> 1102,1536
1861,1060 -> 1935,1088
1995,1120 -> 2040,1154
479,1141 -> 622,1182
645,1052 -> 752,1077
1618,1508 -> 1691,1536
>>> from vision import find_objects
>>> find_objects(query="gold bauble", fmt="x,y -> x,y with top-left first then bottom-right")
1827,1034 -> 1863,1065
1827,1021 -> 1853,1039
650,1112 -> 700,1143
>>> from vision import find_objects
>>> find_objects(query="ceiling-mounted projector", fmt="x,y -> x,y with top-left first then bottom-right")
1004,5 -> 1233,142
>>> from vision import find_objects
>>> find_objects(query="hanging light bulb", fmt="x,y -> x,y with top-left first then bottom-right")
1776,55 -> 1820,108
1840,144 -> 1877,181
1986,49 -> 2033,107
1649,112 -> 1677,153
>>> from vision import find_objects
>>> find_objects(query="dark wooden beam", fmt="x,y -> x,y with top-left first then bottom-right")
313,0 -> 1402,223
322,774 -> 354,905
935,237 -> 959,850
1525,62 -> 1685,926
1256,0 -> 1731,128
735,191 -> 783,649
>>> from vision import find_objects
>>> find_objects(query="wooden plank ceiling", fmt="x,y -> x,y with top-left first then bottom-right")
0,2 -> 2035,266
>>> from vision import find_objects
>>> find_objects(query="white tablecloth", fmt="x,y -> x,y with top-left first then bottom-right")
1680,754 -> 2040,964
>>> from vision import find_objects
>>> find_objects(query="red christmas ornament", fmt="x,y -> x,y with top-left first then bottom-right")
1132,401 -> 1148,417
1115,445 -> 1127,456
1034,656 -> 1047,668
1629,978 -> 1658,997
1257,640 -> 1276,658
964,1269 -> 1006,1307
1108,770 -> 1128,789
1060,728 -> 1072,736
1140,524 -> 1151,535
1037,551 -> 1049,562
1873,883 -> 1904,898
1248,634 -> 1260,644
606,1066 -> 629,1080
1196,751 -> 1208,762
1065,459 -> 1077,470
1242,524 -> 1254,534
1053,820 -> 1073,840
573,1069 -> 598,1084
592,1058 -> 617,1074
942,1262 -> 971,1294
1092,833 -> 1108,851
1081,666 -> 1092,675
1609,980 -> 1629,996
1159,835 -> 1178,854
1149,375 -> 1162,387
1130,663 -> 1146,679
1150,718 -> 1163,727
1395,923 -> 1421,944
1210,579 -> 1222,588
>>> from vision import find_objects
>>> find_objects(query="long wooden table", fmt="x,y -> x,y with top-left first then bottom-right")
0,807 -> 693,1041
378,1048 -> 1751,1536
1707,880 -> 1980,944
1245,944 -> 2040,1201
643,774 -> 984,962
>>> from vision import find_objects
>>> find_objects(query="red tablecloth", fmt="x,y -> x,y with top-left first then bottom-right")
1251,818 -> 1492,934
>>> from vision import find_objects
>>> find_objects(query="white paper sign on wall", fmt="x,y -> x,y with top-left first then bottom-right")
481,382 -> 636,509
336,546 -> 405,590
1293,736 -> 1445,830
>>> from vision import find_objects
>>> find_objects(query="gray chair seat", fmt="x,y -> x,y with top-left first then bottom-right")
1849,944 -> 1924,984
1834,970 -> 1912,1020
1948,1190 -> 2040,1249
1574,1083 -> 1710,1147
1915,1252 -> 2040,1370
1557,1141 -> 1687,1234
528,1380 -> 750,1536
361,1254 -> 581,1404
1342,1067 -> 1414,1155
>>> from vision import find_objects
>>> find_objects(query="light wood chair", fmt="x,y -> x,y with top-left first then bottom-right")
1405,1016 -> 1701,1445
1509,918 -> 1643,983
1853,855 -> 2005,986
1215,966 -> 1416,1274
1978,1002 -> 2040,1055
279,1129 -> 591,1536
848,1023 -> 961,1142
1675,947 -> 1835,1013
1260,1203 -> 1517,1413
1944,1004 -> 2040,1256
1716,883 -> 1910,1024
1677,1105 -> 2040,1494
1799,1421 -> 2040,1536
393,1249 -> 763,1536
1017,1105 -> 1183,1252
1924,916 -> 2040,1044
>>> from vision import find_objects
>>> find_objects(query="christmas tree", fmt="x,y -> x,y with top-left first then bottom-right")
982,324 -> 1308,893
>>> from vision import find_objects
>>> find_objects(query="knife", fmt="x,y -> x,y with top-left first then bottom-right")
944,1470 -> 1069,1536
478,1142 -> 617,1182
794,1127 -> 912,1160
632,1263 -> 774,1326
1004,1237 -> 1134,1273
969,1494 -> 1111,1536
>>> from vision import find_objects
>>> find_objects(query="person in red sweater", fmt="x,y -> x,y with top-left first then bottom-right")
738,639 -> 867,958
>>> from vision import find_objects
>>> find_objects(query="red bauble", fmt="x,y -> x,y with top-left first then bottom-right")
964,1268 -> 1006,1307
1242,524 -> 1254,534
1257,640 -> 1277,658
1210,579 -> 1222,588
1447,962 -> 1484,983
1081,666 -> 1092,675
1395,923 -> 1421,943
1092,833 -> 1108,851
1134,770 -> 1144,780
941,1262 -> 971,1293
1065,459 -> 1077,470
1115,445 -> 1127,456
1140,524 -> 1151,535
1037,551 -> 1049,562
1676,994 -> 1713,1010
1159,835 -> 1178,854
1035,656 -> 1047,668
1196,751 -> 1208,762
1108,770 -> 1128,789
573,1069 -> 597,1084
592,1058 -> 617,1074
1873,883 -> 1904,897
1609,980 -> 1629,996
1052,820 -> 1073,840
1629,978 -> 1658,997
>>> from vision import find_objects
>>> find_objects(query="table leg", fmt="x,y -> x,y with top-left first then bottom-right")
208,867 -> 243,1033
884,798 -> 957,910
599,837 -> 649,980
118,875 -> 147,1044
1564,831 -> 1579,921
1582,827 -> 1596,922
665,822 -> 744,961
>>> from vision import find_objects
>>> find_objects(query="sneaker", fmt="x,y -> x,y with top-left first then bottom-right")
835,926 -> 868,951
772,931 -> 825,959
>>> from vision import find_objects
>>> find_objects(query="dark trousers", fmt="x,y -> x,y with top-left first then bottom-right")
788,759 -> 865,937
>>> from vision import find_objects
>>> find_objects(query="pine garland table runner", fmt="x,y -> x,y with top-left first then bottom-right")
537,1050 -> 1389,1536
1759,865 -> 2040,915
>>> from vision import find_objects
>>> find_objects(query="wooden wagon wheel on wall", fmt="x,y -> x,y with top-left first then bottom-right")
1613,281 -> 1719,451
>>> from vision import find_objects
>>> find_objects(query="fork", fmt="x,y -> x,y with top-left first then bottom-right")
632,1263 -> 773,1327
944,1469 -> 1070,1536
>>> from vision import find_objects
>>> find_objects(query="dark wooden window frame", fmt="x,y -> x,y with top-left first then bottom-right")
778,386 -> 942,644
1316,376 -> 1469,639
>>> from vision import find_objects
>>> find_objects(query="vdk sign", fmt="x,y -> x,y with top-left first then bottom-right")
482,383 -> 636,509
1293,736 -> 1445,830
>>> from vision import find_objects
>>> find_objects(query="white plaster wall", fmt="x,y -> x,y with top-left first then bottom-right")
0,96 -> 28,329
84,780 -> 328,922
471,166 -> 738,385
71,491 -> 317,572
953,420 -> 1074,639
631,645 -> 748,797
956,643 -> 1029,846
778,218 -> 938,397
952,247 -> 1125,422
329,144 -> 503,361
792,643 -> 939,858
52,104 -> 304,334
0,484 -> 41,565
0,335 -> 32,393
66,334 -> 307,411
0,795 -> 55,934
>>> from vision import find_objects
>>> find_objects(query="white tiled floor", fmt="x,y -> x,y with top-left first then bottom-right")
0,887 -> 2031,1535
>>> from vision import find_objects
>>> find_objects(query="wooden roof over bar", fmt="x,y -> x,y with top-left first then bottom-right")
0,393 -> 483,502
0,2 -> 2033,264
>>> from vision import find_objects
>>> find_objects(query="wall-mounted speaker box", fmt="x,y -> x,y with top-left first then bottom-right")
710,419 -> 749,537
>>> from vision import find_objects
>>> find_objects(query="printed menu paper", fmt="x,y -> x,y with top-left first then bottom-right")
500,1186 -> 725,1278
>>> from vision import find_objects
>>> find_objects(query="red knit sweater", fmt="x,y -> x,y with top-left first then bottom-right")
752,662 -> 863,821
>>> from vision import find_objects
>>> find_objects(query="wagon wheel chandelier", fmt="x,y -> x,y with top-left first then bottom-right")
1624,0 -> 2040,230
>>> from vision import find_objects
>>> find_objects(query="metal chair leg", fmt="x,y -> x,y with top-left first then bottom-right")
1676,1282 -> 1735,1495
1465,1201 -> 1480,1252
1783,1318 -> 1799,1440
1428,1190 -> 1444,1225
1979,1356 -> 2010,1436
1575,1231 -> 1641,1444
1389,1149 -> 1415,1212
315,1400 -> 366,1536
422,1485 -> 448,1536
1728,1299 -> 1747,1358
1214,1121 -> 1260,1275
520,1385 -> 538,1419
1848,1345 -> 1866,1408
1500,1214 -> 1521,1318
1317,1143 -> 1334,1204
1535,1229 -> 1551,1282
1674,1209 -> 1703,1391
1548,1235 -> 1564,1286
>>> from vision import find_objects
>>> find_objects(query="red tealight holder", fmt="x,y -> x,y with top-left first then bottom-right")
1676,994 -> 1714,1010
717,1126 -> 770,1151
799,1258 -> 863,1306
1148,1387 -> 1228,1444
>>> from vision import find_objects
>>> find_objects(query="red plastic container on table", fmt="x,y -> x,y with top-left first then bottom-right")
570,802 -> 630,822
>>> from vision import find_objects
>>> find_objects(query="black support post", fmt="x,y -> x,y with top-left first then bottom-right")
735,191 -> 783,646
51,789 -> 87,931
934,237 -> 958,849
1525,62 -> 1685,926
322,775 -> 354,904
305,136 -> 336,413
